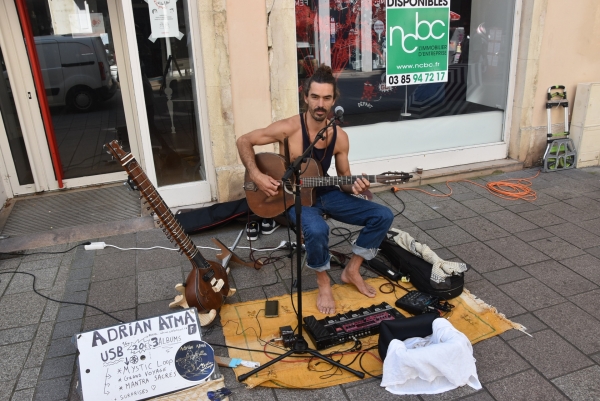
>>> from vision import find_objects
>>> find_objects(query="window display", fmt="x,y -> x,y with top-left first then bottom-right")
295,0 -> 515,139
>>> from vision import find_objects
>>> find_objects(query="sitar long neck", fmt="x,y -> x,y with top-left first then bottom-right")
116,152 -> 211,269
300,175 -> 377,187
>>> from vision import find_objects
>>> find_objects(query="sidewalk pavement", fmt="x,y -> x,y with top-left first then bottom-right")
2,167 -> 600,401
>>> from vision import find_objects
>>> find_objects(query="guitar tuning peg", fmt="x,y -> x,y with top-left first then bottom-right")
150,212 -> 154,216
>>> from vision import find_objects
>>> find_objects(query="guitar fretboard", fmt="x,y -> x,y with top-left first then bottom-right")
300,175 -> 376,187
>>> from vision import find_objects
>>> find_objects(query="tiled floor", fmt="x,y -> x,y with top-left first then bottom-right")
2,166 -> 600,400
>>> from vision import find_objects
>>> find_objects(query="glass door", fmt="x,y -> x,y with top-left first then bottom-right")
18,0 -> 130,184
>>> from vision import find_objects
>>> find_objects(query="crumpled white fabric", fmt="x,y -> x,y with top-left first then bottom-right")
390,228 -> 467,283
381,318 -> 482,395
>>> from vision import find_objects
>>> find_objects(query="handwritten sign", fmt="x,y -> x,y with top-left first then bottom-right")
76,309 -> 215,401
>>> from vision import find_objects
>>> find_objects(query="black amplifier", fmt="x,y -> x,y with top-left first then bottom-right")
303,302 -> 405,350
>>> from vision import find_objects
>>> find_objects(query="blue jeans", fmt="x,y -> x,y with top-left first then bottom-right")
287,189 -> 394,272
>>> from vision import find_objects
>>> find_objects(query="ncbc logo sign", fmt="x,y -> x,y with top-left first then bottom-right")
390,12 -> 446,54
386,4 -> 449,85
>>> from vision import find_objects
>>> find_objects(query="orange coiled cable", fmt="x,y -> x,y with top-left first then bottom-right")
393,170 -> 540,201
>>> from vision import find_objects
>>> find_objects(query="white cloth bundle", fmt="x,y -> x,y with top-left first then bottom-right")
389,228 -> 467,283
381,318 -> 482,395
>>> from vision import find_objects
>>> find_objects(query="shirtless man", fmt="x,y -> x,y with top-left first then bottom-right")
236,64 -> 393,315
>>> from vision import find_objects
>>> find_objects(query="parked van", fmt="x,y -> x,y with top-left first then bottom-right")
35,35 -> 117,112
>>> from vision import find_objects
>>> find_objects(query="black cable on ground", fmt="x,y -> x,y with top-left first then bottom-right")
0,241 -> 91,257
0,271 -> 124,323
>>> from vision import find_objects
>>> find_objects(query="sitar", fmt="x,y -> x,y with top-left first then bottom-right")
105,140 -> 230,315
244,153 -> 412,218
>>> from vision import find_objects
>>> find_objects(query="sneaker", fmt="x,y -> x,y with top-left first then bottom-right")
246,221 -> 260,241
261,218 -> 280,235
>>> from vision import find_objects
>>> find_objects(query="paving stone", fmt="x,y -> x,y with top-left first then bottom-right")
70,247 -> 94,269
485,236 -> 549,266
33,376 -> 71,401
0,326 -> 36,346
482,266 -> 531,286
39,355 -> 76,381
17,257 -> 62,272
540,186 -> 586,200
5,268 -> 58,295
513,228 -> 554,243
509,329 -> 593,379
552,364 -> 600,400
486,369 -> 568,401
427,199 -> 478,221
12,388 -> 34,401
570,289 -> 600,321
505,202 -> 540,213
390,213 -> 414,229
448,242 -> 512,274
459,391 -> 495,401
499,278 -> 565,311
453,217 -> 510,241
559,254 -> 600,285
61,291 -> 88,304
465,279 -> 526,317
434,248 -> 456,260
136,244 -> 187,273
230,262 -> 279,290
463,267 -> 482,283
0,258 -> 21,272
56,305 -> 85,323
273,385 -> 347,401
401,202 -> 443,223
0,380 -> 15,401
574,217 -> 600,236
67,267 -> 92,282
137,266 -> 184,304
518,209 -> 568,227
521,260 -> 597,296
24,322 -> 52,368
94,233 -> 138,256
0,293 -> 46,330
584,190 -> 600,199
414,217 -> 454,230
564,196 -> 600,213
396,226 -> 442,250
16,367 -> 40,390
344,379 -> 420,400
482,210 -> 538,233
461,197 -> 505,214
137,300 -> 175,320
541,202 -> 600,223
545,222 -> 600,249
419,384 -> 480,400
45,337 -> 77,359
425,226 -> 476,247
529,237 -> 585,260
51,319 -> 82,340
90,252 -> 136,282
449,192 -> 481,202
0,342 -> 31,381
500,312 -> 548,340
81,309 -> 136,332
472,336 -> 530,383
534,302 -> 600,354
86,277 -> 136,316
532,191 -> 561,206
584,245 -> 600,259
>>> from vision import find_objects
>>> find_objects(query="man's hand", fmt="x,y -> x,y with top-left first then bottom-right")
351,174 -> 370,195
251,172 -> 281,197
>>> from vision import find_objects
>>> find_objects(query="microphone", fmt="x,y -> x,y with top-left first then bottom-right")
334,106 -> 344,122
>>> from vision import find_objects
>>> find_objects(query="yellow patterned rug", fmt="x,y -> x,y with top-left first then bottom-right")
219,277 -> 524,389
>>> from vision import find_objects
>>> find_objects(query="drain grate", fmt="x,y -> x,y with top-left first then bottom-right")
1,185 -> 141,236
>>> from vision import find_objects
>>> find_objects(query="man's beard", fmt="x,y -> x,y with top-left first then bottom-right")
309,107 -> 328,122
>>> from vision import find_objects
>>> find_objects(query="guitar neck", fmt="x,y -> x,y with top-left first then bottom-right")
119,157 -> 211,269
300,175 -> 377,188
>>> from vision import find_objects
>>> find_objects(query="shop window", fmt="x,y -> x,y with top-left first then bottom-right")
295,0 -> 516,159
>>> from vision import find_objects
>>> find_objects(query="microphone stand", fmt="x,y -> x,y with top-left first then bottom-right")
238,116 -> 364,382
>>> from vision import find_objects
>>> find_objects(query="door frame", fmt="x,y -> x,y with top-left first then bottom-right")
119,0 -> 216,207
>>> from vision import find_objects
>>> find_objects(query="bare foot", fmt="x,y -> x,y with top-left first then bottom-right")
341,255 -> 377,298
316,271 -> 336,315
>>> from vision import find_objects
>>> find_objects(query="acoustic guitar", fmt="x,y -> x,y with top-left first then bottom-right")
244,152 -> 412,218
105,140 -> 230,315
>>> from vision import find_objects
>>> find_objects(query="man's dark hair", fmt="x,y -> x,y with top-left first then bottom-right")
303,64 -> 339,100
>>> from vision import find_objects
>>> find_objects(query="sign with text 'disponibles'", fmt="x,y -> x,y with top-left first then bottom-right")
76,309 -> 215,401
386,0 -> 450,86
